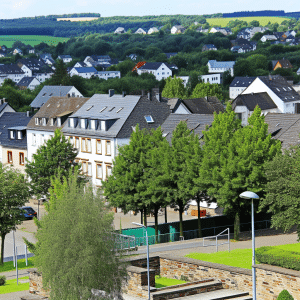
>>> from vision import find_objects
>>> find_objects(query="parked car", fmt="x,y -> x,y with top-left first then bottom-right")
19,206 -> 37,220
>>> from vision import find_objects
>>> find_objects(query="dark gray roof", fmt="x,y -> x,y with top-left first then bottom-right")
62,93 -> 171,139
73,67 -> 97,73
257,75 -> 300,102
16,77 -> 37,87
230,77 -> 256,88
161,114 -> 214,143
58,55 -> 72,59
17,58 -> 46,70
0,112 -> 32,149
139,62 -> 176,71
181,97 -> 225,114
264,113 -> 300,149
30,86 -> 79,109
232,92 -> 277,111
0,64 -> 24,74
0,102 -> 11,113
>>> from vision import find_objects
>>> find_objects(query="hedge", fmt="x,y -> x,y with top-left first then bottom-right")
256,246 -> 300,271
277,289 -> 294,300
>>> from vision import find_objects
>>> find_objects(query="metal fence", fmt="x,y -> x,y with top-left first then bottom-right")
113,233 -> 136,251
132,219 -> 271,247
203,228 -> 230,252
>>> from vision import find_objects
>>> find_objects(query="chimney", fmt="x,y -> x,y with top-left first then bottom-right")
141,90 -> 145,96
122,91 -> 126,97
0,99 -> 2,105
108,89 -> 114,97
27,111 -> 30,117
147,91 -> 151,100
269,75 -> 272,81
3,98 -> 6,103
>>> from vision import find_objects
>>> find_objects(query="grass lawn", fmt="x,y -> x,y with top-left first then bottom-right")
0,258 -> 34,273
0,276 -> 29,294
271,243 -> 300,252
0,35 -> 69,47
186,248 -> 256,269
155,275 -> 187,288
207,16 -> 289,27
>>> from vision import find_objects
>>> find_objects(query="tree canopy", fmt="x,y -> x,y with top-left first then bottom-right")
161,76 -> 187,99
25,129 -> 79,197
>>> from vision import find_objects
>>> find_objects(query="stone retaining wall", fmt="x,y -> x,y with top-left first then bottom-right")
159,255 -> 253,295
124,255 -> 160,275
27,269 -> 50,298
254,264 -> 300,299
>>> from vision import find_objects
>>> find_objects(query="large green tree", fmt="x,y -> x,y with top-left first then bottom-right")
0,163 -> 29,265
25,129 -> 79,197
161,76 -> 187,99
33,171 -> 126,300
199,105 -> 281,240
164,121 -> 201,237
49,59 -> 72,86
191,82 -> 223,100
260,144 -> 300,240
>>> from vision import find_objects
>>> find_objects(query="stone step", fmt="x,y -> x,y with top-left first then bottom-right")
169,289 -> 251,300
151,279 -> 223,300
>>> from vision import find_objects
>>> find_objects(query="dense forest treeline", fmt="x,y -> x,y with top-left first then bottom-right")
223,10 -> 300,19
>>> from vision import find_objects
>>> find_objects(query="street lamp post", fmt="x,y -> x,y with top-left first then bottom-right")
132,222 -> 150,300
239,191 -> 259,300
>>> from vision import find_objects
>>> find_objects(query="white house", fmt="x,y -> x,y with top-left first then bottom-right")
207,60 -> 235,77
229,77 -> 256,99
148,27 -> 159,34
171,25 -> 185,34
136,62 -> 173,81
13,48 -> 23,56
135,28 -> 147,34
61,91 -> 170,187
70,67 -> 97,79
26,96 -> 90,163
114,27 -> 126,34
0,64 -> 25,84
30,85 -> 83,110
232,75 -> 300,125
261,35 -> 277,42
16,77 -> 41,90
94,71 -> 121,80
58,55 -> 73,63
200,73 -> 223,85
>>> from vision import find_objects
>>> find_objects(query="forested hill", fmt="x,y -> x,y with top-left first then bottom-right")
223,10 -> 300,18
0,14 -> 219,37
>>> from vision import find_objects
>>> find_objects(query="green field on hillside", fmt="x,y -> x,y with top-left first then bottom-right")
207,16 -> 289,27
0,35 -> 69,47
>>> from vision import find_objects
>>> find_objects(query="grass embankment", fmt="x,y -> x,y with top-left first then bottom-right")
0,276 -> 29,294
155,275 -> 187,288
0,35 -> 69,47
207,16 -> 289,27
186,243 -> 300,270
0,258 -> 34,273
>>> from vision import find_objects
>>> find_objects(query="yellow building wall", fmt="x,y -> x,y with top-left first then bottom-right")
2,147 -> 27,173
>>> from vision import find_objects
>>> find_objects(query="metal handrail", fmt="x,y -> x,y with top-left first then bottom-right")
203,228 -> 230,252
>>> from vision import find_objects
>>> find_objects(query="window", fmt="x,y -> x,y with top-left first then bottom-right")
7,151 -> 13,163
57,117 -> 61,127
42,118 -> 47,126
105,140 -> 111,156
32,133 -> 36,145
35,118 -> 39,125
144,115 -> 154,123
17,131 -> 23,139
41,134 -> 45,144
81,138 -> 92,153
96,139 -> 102,154
81,160 -> 92,176
10,130 -> 15,139
75,137 -> 80,150
80,118 -> 86,129
69,118 -> 74,128
19,152 -> 25,165
96,162 -> 102,179
90,119 -> 96,130
106,164 -> 112,178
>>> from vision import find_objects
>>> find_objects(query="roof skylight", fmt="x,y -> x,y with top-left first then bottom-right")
86,105 -> 94,111
144,115 -> 154,123
116,107 -> 124,113
109,107 -> 115,112
100,106 -> 107,113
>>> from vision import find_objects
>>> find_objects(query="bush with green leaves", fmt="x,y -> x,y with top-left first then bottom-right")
0,275 -> 6,286
256,246 -> 300,271
277,289 -> 294,300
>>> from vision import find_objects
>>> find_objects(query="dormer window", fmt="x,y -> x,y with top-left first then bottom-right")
17,131 -> 23,139
80,118 -> 87,129
35,118 -> 39,125
57,117 -> 61,127
10,130 -> 15,139
69,118 -> 75,128
90,119 -> 96,130
144,115 -> 154,123
42,118 -> 47,126
50,118 -> 56,126
100,120 -> 106,131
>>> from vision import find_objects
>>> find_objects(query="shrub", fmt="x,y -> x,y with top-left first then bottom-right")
277,289 -> 294,300
0,275 -> 6,286
256,246 -> 300,271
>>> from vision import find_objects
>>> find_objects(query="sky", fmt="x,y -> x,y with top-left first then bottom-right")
0,0 -> 298,19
